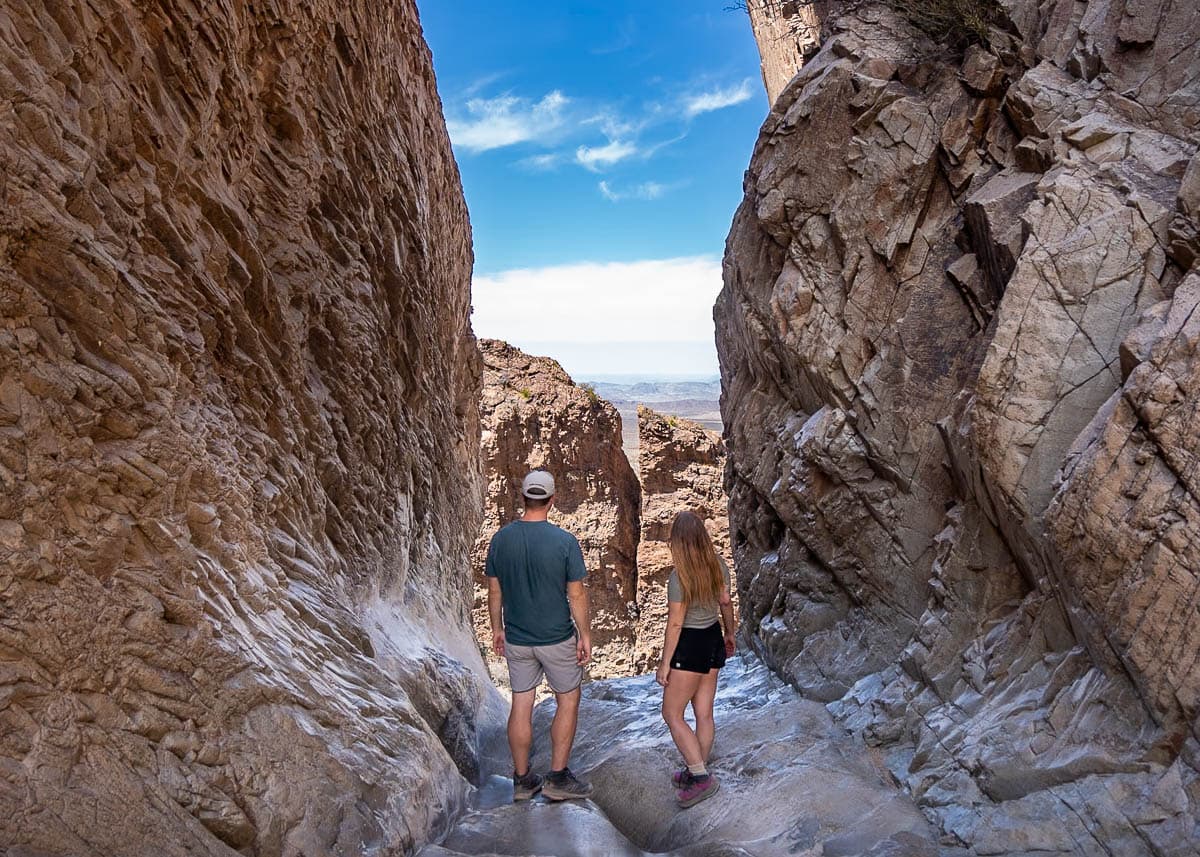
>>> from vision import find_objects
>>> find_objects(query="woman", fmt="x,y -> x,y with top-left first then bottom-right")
656,511 -> 736,808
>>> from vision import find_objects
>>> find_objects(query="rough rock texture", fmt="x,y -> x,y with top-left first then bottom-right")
633,406 -> 733,673
746,0 -> 827,105
473,340 -> 640,682
0,2 -> 492,855
422,656 -> 939,857
720,0 -> 1200,852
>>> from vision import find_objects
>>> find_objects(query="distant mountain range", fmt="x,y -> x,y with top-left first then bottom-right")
577,377 -> 724,469
584,378 -> 722,405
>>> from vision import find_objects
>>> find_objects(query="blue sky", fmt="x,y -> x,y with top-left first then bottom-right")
419,2 -> 767,377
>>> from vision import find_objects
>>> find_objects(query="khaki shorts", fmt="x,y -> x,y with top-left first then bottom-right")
506,635 -> 583,694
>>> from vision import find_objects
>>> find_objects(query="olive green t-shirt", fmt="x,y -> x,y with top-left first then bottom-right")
667,557 -> 732,629
485,520 -> 587,646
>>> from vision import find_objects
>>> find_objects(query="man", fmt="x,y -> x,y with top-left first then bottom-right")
486,469 -> 594,801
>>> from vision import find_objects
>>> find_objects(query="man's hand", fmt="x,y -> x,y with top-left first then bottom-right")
576,634 -> 592,666
492,631 -> 505,657
724,634 -> 736,658
655,662 -> 671,687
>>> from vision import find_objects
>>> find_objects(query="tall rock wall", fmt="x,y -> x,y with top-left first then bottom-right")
633,406 -> 733,673
745,0 -> 826,105
0,2 -> 488,855
473,340 -> 641,682
721,0 -> 1200,852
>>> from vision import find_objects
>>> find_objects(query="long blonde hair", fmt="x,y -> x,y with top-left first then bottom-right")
669,511 -> 722,607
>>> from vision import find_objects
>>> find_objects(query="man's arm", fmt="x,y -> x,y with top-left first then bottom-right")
488,577 -> 505,656
567,580 -> 591,665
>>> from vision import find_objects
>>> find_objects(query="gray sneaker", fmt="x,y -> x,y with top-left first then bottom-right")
542,767 -> 594,801
512,770 -> 543,801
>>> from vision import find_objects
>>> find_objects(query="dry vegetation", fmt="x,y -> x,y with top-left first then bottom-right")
733,0 -> 1004,52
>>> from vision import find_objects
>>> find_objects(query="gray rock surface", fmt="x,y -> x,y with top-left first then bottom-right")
0,1 -> 494,854
722,1 -> 1200,852
422,655 -> 940,857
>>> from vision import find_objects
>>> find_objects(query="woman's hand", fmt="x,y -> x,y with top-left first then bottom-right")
724,634 -> 736,657
656,662 -> 671,687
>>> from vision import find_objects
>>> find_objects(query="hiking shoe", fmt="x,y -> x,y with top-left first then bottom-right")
676,774 -> 720,808
542,767 -> 594,801
671,767 -> 690,787
512,770 -> 543,801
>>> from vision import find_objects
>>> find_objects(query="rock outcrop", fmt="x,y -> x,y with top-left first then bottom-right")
746,0 -> 826,104
720,0 -> 1200,852
473,340 -> 640,682
633,406 -> 733,673
0,2 -> 490,854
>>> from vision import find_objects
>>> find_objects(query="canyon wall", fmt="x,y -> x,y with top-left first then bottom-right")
721,0 -> 1200,852
633,406 -> 733,673
746,0 -> 825,104
0,2 -> 490,855
472,340 -> 640,682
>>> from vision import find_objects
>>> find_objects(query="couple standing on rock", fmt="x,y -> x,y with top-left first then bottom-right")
485,469 -> 735,809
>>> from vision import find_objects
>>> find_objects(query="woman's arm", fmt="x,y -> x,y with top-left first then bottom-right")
719,587 -> 736,657
657,600 -> 687,687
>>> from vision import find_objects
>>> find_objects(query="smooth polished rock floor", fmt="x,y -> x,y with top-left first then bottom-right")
421,655 -> 938,857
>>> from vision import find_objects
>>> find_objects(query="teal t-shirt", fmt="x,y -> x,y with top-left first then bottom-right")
486,520 -> 587,646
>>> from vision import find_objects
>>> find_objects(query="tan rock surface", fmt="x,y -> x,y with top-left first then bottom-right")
0,1 -> 492,854
472,340 -> 640,682
633,406 -> 733,673
723,1 -> 1200,852
745,0 -> 827,105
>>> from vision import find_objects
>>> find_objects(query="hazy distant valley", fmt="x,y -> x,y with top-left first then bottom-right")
580,378 -> 722,468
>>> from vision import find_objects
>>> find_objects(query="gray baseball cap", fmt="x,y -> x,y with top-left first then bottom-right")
521,470 -> 556,499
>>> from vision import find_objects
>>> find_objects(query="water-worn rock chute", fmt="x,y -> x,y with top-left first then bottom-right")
720,0 -> 1200,851
0,1 -> 490,853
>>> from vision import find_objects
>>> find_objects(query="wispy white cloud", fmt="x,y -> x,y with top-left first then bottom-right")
682,79 -> 755,117
447,90 -> 569,153
575,139 -> 639,171
472,256 -> 723,346
517,152 -> 564,171
598,179 -> 682,202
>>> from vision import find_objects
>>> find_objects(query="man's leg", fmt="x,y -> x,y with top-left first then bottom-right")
504,642 -> 543,778
549,686 -> 580,770
692,669 -> 720,761
508,689 -> 537,775
540,637 -> 593,800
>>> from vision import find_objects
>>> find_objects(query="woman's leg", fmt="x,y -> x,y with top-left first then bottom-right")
691,668 -> 720,762
661,670 -> 705,765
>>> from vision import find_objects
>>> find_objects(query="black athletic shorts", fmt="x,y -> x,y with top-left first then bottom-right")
670,622 -> 727,674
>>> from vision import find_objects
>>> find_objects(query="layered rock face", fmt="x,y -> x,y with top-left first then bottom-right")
1,2 -> 489,855
633,406 -> 733,672
473,340 -> 640,681
720,0 -> 1200,852
746,0 -> 826,104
